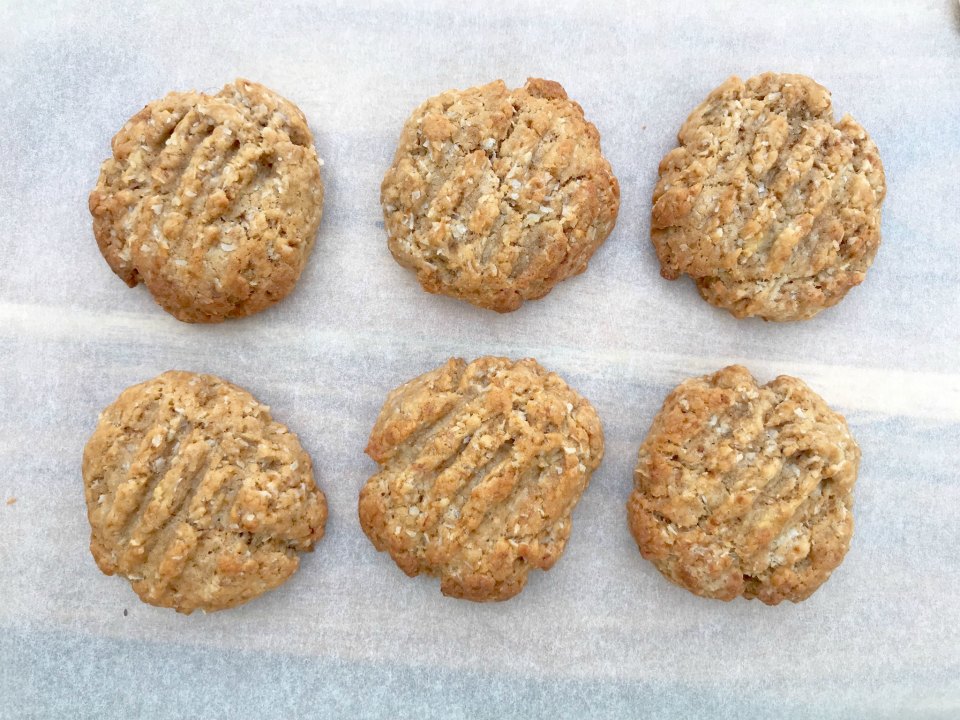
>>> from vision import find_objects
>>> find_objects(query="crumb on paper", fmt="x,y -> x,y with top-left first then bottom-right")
6,497 -> 15,506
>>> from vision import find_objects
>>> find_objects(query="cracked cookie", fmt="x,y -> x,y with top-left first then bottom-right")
381,78 -> 620,312
651,73 -> 885,321
90,79 -> 324,322
359,357 -> 604,601
628,365 -> 859,604
82,371 -> 327,613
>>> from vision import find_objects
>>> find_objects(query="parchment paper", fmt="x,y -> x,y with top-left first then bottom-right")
2,1 -> 959,717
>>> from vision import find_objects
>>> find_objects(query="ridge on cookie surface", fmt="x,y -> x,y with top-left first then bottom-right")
381,78 -> 620,312
359,356 -> 604,601
90,79 -> 324,322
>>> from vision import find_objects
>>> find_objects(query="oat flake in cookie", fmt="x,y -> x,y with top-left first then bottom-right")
628,365 -> 859,604
83,372 -> 327,613
89,79 -> 323,322
651,73 -> 885,321
381,78 -> 620,312
359,357 -> 604,601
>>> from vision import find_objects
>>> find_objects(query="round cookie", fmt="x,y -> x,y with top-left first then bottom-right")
381,78 -> 620,312
359,357 -> 604,601
651,73 -> 885,321
89,79 -> 324,323
82,371 -> 327,613
627,365 -> 859,604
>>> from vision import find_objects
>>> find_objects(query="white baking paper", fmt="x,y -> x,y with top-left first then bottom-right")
1,1 -> 959,717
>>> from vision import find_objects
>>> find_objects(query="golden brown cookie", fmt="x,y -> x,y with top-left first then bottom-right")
82,371 -> 327,613
90,79 -> 324,323
651,73 -> 885,321
627,365 -> 859,604
381,78 -> 620,312
359,357 -> 603,601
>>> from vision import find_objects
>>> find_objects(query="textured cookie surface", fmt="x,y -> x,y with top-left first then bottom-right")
83,371 -> 327,613
651,73 -> 885,321
381,78 -> 620,312
90,79 -> 323,322
359,357 -> 604,601
628,365 -> 858,604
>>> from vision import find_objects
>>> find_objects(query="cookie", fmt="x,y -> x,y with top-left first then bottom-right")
651,73 -> 885,321
82,371 -> 327,613
359,357 -> 603,601
381,78 -> 620,312
627,365 -> 858,604
89,79 -> 324,323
